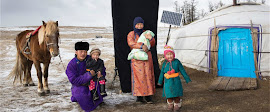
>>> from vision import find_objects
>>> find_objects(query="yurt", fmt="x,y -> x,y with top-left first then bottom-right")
167,3 -> 269,90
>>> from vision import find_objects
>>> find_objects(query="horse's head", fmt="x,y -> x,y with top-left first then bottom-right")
39,21 -> 60,57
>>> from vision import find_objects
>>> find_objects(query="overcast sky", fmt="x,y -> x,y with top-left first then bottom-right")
1,0 -> 269,27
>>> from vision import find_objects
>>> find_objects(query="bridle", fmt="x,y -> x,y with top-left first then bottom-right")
46,43 -> 59,50
44,31 -> 59,55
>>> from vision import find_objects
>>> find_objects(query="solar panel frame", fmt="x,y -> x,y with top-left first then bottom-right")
161,10 -> 183,26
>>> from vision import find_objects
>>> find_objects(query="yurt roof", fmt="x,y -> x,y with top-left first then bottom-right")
168,3 -> 270,45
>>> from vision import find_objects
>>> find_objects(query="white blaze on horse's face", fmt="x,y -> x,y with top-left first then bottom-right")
44,21 -> 60,57
46,34 -> 59,57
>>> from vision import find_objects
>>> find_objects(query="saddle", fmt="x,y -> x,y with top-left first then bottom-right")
23,26 -> 42,54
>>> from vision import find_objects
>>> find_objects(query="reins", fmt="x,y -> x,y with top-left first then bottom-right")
58,54 -> 66,71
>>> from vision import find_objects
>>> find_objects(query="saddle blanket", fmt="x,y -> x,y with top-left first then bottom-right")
26,26 -> 42,38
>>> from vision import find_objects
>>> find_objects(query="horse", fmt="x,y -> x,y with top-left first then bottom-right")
9,21 -> 60,96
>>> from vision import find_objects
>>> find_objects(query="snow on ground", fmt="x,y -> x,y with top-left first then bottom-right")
0,26 -> 113,34
0,26 -> 173,111
0,27 -> 37,31
60,27 -> 113,34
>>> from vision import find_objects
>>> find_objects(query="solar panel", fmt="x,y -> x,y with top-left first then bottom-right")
161,10 -> 183,26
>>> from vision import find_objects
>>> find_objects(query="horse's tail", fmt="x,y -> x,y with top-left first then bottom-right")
8,38 -> 23,85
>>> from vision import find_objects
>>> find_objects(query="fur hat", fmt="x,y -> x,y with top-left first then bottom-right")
90,47 -> 101,55
75,41 -> 89,51
164,45 -> 175,60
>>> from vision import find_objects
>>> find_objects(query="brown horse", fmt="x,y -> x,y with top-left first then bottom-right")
9,21 -> 60,96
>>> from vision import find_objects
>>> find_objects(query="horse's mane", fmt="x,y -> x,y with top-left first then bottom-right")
38,21 -> 59,45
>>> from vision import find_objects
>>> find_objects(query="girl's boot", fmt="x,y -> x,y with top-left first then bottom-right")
173,99 -> 182,111
167,99 -> 174,111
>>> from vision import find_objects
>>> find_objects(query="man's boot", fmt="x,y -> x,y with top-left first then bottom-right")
100,84 -> 107,96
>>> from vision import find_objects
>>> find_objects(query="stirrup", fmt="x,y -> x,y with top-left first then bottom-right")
23,46 -> 31,54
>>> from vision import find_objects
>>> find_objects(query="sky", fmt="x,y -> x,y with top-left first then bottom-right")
1,0 -> 269,27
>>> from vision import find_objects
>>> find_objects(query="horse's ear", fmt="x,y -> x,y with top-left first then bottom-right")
56,21 -> 58,26
42,21 -> 46,26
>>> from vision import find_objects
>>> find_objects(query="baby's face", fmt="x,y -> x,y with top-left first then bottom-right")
165,52 -> 174,62
91,52 -> 100,60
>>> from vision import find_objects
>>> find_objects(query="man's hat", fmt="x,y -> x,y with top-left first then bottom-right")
75,41 -> 89,51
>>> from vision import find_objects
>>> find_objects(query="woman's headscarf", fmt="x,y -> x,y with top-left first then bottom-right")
133,17 -> 144,36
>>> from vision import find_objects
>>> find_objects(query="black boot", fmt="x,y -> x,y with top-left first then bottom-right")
91,89 -> 99,101
136,96 -> 144,103
100,84 -> 107,96
145,96 -> 153,104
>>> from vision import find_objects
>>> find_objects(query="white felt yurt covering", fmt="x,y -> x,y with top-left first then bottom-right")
167,3 -> 270,77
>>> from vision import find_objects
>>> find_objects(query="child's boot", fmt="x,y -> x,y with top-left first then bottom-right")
167,100 -> 174,111
91,89 -> 99,101
173,99 -> 182,111
100,84 -> 107,96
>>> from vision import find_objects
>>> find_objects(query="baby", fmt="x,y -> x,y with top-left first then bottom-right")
127,30 -> 155,60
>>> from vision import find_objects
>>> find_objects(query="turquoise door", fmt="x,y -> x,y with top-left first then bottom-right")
218,28 -> 256,78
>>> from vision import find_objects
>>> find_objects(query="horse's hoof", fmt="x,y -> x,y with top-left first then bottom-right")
45,90 -> 50,94
23,84 -> 28,87
38,92 -> 45,96
28,83 -> 35,86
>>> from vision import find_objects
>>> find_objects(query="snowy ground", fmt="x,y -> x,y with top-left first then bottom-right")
1,26 -> 269,112
0,26 -> 175,112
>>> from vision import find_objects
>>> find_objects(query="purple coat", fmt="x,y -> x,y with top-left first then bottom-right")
66,55 -> 105,112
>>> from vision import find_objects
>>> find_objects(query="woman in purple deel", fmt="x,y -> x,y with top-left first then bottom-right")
66,41 -> 105,112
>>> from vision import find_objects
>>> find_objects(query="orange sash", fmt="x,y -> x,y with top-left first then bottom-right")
164,72 -> 179,79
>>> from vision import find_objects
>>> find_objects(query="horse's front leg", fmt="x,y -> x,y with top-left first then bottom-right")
43,62 -> 50,94
33,61 -> 45,96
